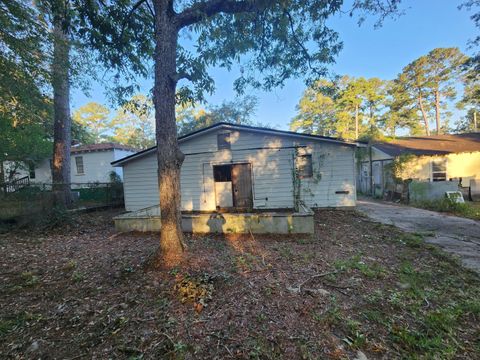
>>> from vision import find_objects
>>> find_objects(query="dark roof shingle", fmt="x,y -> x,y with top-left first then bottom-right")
373,133 -> 480,157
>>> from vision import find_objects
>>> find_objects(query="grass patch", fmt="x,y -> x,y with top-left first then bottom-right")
335,254 -> 386,279
412,198 -> 480,220
0,312 -> 43,339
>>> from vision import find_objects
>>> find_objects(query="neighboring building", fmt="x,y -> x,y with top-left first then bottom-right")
358,133 -> 480,197
112,123 -> 361,212
2,143 -> 137,185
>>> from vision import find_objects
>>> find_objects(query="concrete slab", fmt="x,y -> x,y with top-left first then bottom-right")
113,205 -> 314,234
357,199 -> 480,273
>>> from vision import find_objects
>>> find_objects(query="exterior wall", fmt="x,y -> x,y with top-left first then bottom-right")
113,149 -> 135,179
3,149 -> 135,184
396,152 -> 480,184
121,128 -> 357,211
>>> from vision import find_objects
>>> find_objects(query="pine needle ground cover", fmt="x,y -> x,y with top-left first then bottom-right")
0,209 -> 479,359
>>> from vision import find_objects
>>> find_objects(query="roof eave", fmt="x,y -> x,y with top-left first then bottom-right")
112,123 -> 363,166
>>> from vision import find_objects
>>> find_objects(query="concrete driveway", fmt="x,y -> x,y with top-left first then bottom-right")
357,199 -> 480,273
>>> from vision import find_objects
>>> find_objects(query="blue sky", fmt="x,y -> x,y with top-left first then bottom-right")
72,0 -> 478,131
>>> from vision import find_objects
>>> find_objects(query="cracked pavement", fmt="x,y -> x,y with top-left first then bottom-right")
357,199 -> 480,273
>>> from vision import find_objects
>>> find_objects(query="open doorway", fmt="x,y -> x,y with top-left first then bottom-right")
213,163 -> 253,210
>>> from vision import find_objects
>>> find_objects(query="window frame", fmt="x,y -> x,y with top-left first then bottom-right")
217,132 -> 231,150
296,154 -> 313,179
75,156 -> 85,175
431,158 -> 447,182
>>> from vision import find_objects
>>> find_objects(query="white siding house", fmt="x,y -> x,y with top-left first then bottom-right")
2,143 -> 136,185
112,123 -> 360,212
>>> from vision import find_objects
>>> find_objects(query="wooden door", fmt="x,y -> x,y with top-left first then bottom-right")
231,163 -> 253,209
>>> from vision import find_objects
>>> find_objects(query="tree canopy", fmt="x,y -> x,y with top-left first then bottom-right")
291,47 -> 472,140
0,1 -> 51,165
113,95 -> 156,149
176,95 -> 258,136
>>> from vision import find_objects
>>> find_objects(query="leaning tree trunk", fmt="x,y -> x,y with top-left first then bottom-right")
51,14 -> 72,207
354,104 -> 359,139
418,95 -> 430,136
152,0 -> 185,268
434,89 -> 441,135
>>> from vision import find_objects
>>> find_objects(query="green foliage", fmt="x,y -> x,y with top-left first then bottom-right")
292,47 -> 471,139
0,312 -> 43,339
76,1 -> 403,104
176,95 -> 259,136
334,254 -> 386,279
393,47 -> 468,135
112,94 -> 156,149
0,1 -> 52,164
291,76 -> 389,139
72,102 -> 115,143
385,153 -> 416,181
109,171 -> 122,184
21,271 -> 39,287
453,107 -> 480,133
412,198 -> 480,221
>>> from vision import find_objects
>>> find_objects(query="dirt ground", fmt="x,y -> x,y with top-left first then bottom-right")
357,199 -> 480,273
1,209 -> 479,359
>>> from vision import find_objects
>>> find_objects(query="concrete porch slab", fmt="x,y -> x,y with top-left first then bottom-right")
113,205 -> 314,234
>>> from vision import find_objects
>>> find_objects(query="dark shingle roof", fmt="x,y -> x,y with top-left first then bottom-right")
373,133 -> 480,157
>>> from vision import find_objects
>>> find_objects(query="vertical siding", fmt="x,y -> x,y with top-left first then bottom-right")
121,128 -> 357,211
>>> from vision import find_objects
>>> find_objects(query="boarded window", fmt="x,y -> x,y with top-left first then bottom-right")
217,132 -> 231,150
213,165 -> 232,182
296,154 -> 313,178
431,159 -> 447,181
75,156 -> 84,175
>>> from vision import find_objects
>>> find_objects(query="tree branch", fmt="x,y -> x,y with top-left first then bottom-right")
170,71 -> 193,83
175,0 -> 259,29
119,0 -> 149,40
284,9 -> 313,70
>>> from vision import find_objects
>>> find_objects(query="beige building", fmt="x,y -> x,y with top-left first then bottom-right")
358,133 -> 480,198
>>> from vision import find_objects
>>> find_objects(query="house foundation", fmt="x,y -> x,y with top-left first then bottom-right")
113,205 -> 314,234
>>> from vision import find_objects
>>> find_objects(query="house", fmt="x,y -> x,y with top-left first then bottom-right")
112,123 -> 361,213
358,133 -> 480,199
2,143 -> 137,186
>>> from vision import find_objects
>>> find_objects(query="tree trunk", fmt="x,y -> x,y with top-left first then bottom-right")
152,0 -> 185,268
354,104 -> 359,139
434,89 -> 441,135
51,12 -> 72,207
418,95 -> 430,136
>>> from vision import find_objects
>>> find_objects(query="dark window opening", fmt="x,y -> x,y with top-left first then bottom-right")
431,159 -> 446,182
217,132 -> 231,150
28,163 -> 35,179
296,154 -> 313,178
213,165 -> 232,182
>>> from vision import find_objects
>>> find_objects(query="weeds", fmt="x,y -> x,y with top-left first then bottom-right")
412,198 -> 480,221
0,312 -> 43,338
173,273 -> 214,312
21,271 -> 39,287
72,271 -> 86,283
335,254 -> 386,279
